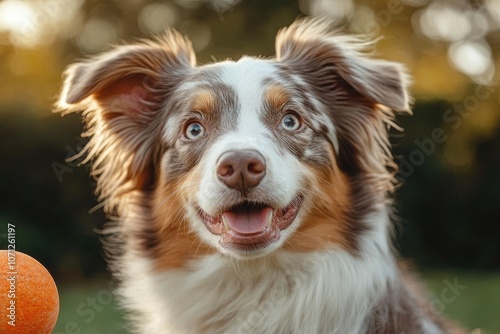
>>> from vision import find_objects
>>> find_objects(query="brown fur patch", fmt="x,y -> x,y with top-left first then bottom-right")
190,89 -> 217,114
265,84 -> 290,112
284,157 -> 359,253
149,169 -> 214,271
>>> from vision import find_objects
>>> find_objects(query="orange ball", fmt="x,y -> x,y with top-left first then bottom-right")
0,250 -> 59,334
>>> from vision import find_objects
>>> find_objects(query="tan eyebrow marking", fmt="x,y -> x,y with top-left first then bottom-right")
265,85 -> 290,112
190,89 -> 217,114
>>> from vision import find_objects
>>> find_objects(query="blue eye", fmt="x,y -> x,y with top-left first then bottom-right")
185,122 -> 205,139
280,113 -> 301,131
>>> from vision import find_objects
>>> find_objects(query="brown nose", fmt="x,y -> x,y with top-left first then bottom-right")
216,150 -> 266,195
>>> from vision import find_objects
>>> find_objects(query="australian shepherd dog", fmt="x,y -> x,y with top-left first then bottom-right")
56,18 -> 464,334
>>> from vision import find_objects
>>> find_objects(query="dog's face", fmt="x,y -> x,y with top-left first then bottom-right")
163,58 -> 333,258
58,20 -> 409,265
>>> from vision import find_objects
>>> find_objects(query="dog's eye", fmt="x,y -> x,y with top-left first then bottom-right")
280,113 -> 301,131
185,122 -> 205,139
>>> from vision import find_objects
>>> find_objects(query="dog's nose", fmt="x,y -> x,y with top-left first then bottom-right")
216,150 -> 266,194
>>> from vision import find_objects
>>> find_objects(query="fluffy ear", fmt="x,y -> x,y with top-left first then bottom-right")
276,19 -> 409,111
275,19 -> 411,193
59,32 -> 195,119
56,31 -> 195,211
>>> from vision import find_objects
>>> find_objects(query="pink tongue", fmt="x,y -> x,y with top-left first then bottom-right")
222,207 -> 272,234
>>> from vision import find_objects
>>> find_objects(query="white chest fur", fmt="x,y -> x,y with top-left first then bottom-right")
120,232 -> 397,334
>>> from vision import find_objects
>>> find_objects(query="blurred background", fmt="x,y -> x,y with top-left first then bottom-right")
0,0 -> 499,333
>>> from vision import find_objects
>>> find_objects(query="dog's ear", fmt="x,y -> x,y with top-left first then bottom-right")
56,31 -> 195,210
59,32 -> 195,120
275,19 -> 411,194
276,19 -> 409,111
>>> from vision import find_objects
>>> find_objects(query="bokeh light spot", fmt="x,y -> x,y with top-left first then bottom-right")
448,39 -> 493,78
485,0 -> 500,24
139,3 -> 177,34
301,0 -> 354,23
418,3 -> 471,42
179,20 -> 211,52
468,10 -> 489,38
350,6 -> 376,34
76,19 -> 118,53
0,0 -> 83,48
444,135 -> 474,169
0,0 -> 33,34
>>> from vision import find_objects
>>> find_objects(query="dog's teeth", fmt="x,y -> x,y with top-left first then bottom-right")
267,210 -> 273,226
222,216 -> 231,231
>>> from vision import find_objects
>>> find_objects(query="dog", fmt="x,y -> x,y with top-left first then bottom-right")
56,18 -> 464,333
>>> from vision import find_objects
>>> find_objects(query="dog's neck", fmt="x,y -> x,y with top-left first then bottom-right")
117,207 -> 404,334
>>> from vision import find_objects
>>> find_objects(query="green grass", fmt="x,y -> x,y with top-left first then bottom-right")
422,271 -> 500,334
53,272 -> 500,333
53,282 -> 128,334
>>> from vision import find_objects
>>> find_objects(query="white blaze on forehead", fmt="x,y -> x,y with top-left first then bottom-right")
219,57 -> 278,137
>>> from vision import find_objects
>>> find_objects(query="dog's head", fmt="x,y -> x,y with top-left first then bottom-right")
57,19 -> 409,266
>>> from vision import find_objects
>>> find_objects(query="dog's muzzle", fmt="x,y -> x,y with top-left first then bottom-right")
193,149 -> 303,254
216,149 -> 266,196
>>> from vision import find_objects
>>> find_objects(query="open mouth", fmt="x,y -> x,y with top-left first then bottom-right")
197,196 -> 302,251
